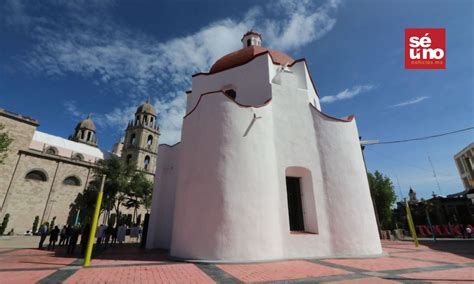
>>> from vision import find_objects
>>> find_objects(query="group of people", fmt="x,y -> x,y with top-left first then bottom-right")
94,224 -> 128,245
37,222 -> 141,255
38,223 -> 91,255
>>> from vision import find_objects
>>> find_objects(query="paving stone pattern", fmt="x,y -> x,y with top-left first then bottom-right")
0,240 -> 472,283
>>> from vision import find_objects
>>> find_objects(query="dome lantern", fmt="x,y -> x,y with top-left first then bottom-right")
241,30 -> 262,48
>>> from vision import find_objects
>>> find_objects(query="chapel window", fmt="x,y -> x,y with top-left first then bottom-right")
25,170 -> 48,182
225,89 -> 237,100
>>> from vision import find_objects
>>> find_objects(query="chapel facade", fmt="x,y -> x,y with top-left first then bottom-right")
146,32 -> 382,261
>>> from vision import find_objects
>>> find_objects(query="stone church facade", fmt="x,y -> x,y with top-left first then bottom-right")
0,101 -> 159,234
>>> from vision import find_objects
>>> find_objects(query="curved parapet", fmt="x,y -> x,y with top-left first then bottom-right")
170,91 -> 284,261
310,105 -> 382,256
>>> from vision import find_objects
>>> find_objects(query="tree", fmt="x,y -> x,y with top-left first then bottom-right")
367,171 -> 397,230
124,172 -> 153,223
0,214 -> 10,235
68,157 -> 154,226
32,216 -> 39,234
0,124 -> 13,164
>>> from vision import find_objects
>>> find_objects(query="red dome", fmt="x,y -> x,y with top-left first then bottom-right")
209,46 -> 294,74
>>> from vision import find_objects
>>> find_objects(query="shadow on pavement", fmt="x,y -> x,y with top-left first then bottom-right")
419,239 -> 474,259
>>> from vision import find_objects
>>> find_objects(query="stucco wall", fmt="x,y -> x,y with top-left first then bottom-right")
146,143 -> 180,249
148,54 -> 381,261
188,55 -> 272,113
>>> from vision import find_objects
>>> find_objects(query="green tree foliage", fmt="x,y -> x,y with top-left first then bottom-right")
0,124 -> 13,164
69,157 -> 153,225
124,172 -> 153,220
0,214 -> 10,235
367,171 -> 397,230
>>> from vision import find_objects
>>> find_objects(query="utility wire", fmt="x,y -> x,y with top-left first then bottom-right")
370,126 -> 474,145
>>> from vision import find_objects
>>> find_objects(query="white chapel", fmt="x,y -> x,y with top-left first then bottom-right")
146,31 -> 382,262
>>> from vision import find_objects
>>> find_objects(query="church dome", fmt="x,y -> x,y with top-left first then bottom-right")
209,31 -> 294,74
136,99 -> 156,115
76,115 -> 96,131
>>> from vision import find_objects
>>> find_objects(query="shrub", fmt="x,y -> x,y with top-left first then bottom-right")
32,216 -> 39,234
0,214 -> 10,235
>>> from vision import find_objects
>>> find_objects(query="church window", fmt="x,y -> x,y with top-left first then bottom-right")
147,135 -> 153,146
80,130 -> 85,140
72,153 -> 84,161
130,133 -> 136,146
45,146 -> 58,155
247,39 -> 251,46
63,176 -> 81,186
144,156 -> 150,170
225,89 -> 236,100
25,170 -> 48,182
87,131 -> 92,141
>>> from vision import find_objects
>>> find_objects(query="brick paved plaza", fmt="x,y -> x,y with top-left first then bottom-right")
0,238 -> 472,283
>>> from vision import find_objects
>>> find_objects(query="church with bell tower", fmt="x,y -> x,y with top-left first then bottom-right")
0,99 -> 160,233
120,99 -> 160,181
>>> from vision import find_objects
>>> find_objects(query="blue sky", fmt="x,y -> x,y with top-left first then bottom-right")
0,0 -> 472,199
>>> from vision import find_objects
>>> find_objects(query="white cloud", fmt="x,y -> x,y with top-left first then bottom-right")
63,100 -> 83,119
4,0 -> 342,144
391,96 -> 430,108
320,84 -> 376,104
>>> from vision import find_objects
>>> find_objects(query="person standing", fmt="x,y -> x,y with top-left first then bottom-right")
38,222 -> 49,250
48,226 -> 60,250
67,227 -> 79,255
65,225 -> 72,246
59,226 -> 67,246
104,225 -> 113,245
111,226 -> 118,245
117,225 -> 126,244
81,224 -> 91,255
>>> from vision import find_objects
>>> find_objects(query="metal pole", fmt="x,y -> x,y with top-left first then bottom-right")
425,209 -> 436,241
428,155 -> 442,195
405,201 -> 419,247
83,175 -> 106,267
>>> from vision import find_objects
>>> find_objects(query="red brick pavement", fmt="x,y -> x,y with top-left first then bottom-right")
392,250 -> 473,264
0,269 -> 56,284
218,260 -> 350,282
0,240 -> 472,283
401,266 -> 474,282
335,277 -> 399,283
324,256 -> 437,271
64,264 -> 215,284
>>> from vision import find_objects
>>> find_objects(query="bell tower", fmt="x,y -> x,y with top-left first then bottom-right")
122,99 -> 160,180
70,114 -> 98,147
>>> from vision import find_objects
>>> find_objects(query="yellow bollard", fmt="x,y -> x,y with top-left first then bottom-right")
405,201 -> 419,247
83,175 -> 106,267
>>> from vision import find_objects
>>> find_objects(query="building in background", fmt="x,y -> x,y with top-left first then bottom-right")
454,142 -> 474,191
0,101 -> 159,234
146,32 -> 381,261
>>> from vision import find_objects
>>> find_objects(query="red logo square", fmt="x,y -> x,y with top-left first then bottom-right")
405,28 -> 446,69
